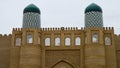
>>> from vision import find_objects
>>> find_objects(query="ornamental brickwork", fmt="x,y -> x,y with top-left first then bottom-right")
0,27 -> 117,68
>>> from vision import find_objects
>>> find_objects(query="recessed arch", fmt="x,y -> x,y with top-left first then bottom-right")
75,37 -> 81,45
92,33 -> 98,43
105,37 -> 111,45
27,34 -> 33,43
65,37 -> 71,46
15,37 -> 21,46
52,60 -> 74,68
55,37 -> 60,46
45,37 -> 50,46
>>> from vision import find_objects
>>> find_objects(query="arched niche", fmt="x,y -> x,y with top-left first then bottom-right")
65,37 -> 71,46
45,37 -> 50,46
75,37 -> 81,45
52,60 -> 74,68
55,37 -> 60,46
27,34 -> 33,43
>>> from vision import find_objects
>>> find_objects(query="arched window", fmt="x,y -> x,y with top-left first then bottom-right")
45,38 -> 50,46
75,37 -> 81,45
27,34 -> 33,43
65,37 -> 70,46
105,37 -> 111,45
55,38 -> 60,46
38,37 -> 40,44
15,38 -> 21,46
92,33 -> 98,43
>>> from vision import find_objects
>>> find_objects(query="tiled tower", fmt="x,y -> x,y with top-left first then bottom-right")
85,3 -> 103,28
22,4 -> 41,28
84,3 -> 116,68
10,4 -> 42,68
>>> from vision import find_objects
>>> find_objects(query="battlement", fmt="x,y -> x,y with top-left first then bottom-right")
0,34 -> 12,37
103,27 -> 114,30
41,27 -> 85,31
115,34 -> 120,37
12,27 -> 85,32
12,27 -> 114,32
13,28 -> 22,31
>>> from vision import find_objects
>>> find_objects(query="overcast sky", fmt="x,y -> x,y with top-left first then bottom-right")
0,0 -> 120,34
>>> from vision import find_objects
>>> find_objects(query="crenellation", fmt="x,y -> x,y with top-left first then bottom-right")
84,27 -> 103,30
114,34 -> 117,37
106,27 -> 109,30
3,34 -> 10,37
112,27 -> 114,30
103,27 -> 114,30
115,34 -> 120,37
0,34 -> 12,38
54,28 -> 57,30
41,27 -> 80,31
13,28 -> 22,31
81,27 -> 85,30
53,28 -> 58,30
58,28 -> 60,30
0,34 -> 2,37
64,27 -> 78,30
103,27 -> 105,30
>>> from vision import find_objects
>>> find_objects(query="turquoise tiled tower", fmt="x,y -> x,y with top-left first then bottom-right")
22,4 -> 41,28
85,3 -> 103,28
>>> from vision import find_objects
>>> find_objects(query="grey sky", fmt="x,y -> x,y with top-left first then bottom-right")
0,0 -> 120,34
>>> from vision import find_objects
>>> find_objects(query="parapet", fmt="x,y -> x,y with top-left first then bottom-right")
115,34 -> 120,37
103,27 -> 114,30
13,28 -> 22,31
41,27 -> 85,31
12,27 -> 114,33
84,27 -> 114,30
0,34 -> 12,38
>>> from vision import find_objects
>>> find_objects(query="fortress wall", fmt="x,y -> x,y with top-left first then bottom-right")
9,27 -> 117,68
103,28 -> 117,68
115,35 -> 120,68
115,35 -> 120,50
0,34 -> 11,68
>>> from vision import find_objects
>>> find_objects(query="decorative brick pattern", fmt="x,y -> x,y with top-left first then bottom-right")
23,12 -> 40,28
85,11 -> 103,28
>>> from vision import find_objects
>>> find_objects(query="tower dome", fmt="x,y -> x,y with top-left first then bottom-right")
85,3 -> 102,13
23,4 -> 40,14
85,3 -> 103,28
